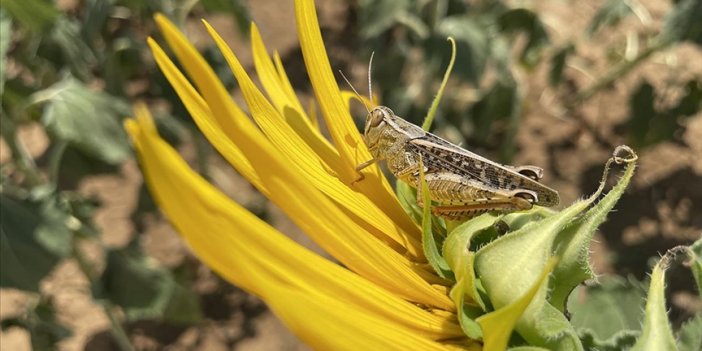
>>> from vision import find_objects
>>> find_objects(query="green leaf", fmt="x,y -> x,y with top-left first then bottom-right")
670,79 -> 702,119
358,0 -> 412,39
578,329 -> 638,351
396,180 -> 446,234
0,0 -> 59,32
1,298 -> 73,350
0,8 -> 11,97
497,8 -> 550,67
468,80 -> 519,146
567,277 -> 645,342
436,16 -> 491,85
35,76 -> 131,165
627,79 -> 701,148
94,247 -> 201,324
688,238 -> 702,295
677,313 -> 702,351
549,44 -> 574,87
630,256 -> 678,351
0,194 -> 73,292
628,80 -> 656,147
587,0 -> 634,35
48,17 -> 97,79
200,0 -> 251,35
659,0 -> 702,45
80,0 -> 114,44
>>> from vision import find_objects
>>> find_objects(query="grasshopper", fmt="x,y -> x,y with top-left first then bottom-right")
355,106 -> 560,220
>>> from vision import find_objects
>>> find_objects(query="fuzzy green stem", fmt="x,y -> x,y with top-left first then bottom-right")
422,37 -> 456,131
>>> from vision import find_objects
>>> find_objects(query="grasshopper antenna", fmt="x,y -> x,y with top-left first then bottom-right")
368,51 -> 374,107
339,70 -> 371,114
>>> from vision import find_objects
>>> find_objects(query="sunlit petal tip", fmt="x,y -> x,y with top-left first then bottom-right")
132,102 -> 156,134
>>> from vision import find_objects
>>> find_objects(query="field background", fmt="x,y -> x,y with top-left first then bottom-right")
1,0 -> 700,350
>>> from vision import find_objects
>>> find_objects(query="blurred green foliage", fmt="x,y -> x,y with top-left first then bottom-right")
356,0 -> 702,159
0,0 -> 700,350
1,0 -> 249,349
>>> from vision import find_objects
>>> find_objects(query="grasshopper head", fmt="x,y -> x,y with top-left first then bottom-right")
363,106 -> 394,148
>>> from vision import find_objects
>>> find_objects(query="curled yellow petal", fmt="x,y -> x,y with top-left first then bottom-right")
295,0 -> 421,239
152,14 -> 452,310
204,20 -> 426,260
125,106 -> 463,341
147,38 -> 263,192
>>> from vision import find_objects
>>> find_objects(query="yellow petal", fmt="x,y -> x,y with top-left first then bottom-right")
340,90 -> 374,112
204,20 -> 426,260
147,38 -> 264,192
294,0 -> 422,238
250,23 -> 305,117
125,106 -> 463,340
153,14 -> 452,309
305,96 -> 320,131
250,22 -> 344,178
263,284 -> 459,351
294,0 -> 369,166
272,50 -> 305,114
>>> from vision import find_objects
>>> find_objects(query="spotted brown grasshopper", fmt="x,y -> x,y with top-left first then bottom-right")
344,51 -> 559,221
355,106 -> 560,220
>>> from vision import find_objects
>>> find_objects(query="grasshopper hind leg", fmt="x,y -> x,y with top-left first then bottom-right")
415,172 -> 536,221
430,197 -> 532,220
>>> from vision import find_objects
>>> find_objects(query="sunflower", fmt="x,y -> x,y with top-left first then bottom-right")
125,0 -> 638,350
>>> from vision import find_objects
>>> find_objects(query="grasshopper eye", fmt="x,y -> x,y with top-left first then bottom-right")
369,110 -> 384,127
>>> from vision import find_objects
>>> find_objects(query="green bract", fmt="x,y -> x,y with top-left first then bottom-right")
419,145 -> 701,350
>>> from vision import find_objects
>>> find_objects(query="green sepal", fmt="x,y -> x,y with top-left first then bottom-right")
418,160 -> 453,280
631,254 -> 679,351
568,276 -> 645,346
550,147 -> 637,311
445,214 -> 500,312
396,180 -> 423,225
444,214 -> 502,339
474,197 -> 592,349
476,258 -> 558,351
474,146 -> 638,350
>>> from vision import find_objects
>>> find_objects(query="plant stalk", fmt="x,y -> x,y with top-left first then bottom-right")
572,40 -> 668,105
72,240 -> 135,351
